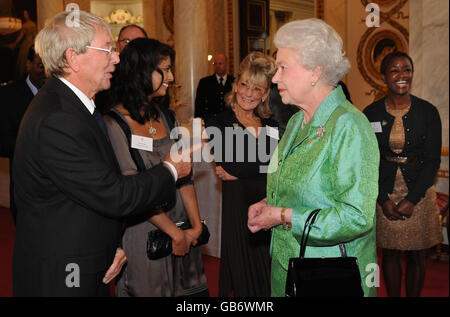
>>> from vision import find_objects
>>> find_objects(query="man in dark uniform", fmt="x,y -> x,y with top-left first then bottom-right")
194,54 -> 234,120
0,45 -> 47,224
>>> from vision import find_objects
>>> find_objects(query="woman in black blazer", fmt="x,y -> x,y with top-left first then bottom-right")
363,52 -> 442,297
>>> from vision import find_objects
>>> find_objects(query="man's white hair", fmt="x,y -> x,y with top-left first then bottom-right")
35,10 -> 111,78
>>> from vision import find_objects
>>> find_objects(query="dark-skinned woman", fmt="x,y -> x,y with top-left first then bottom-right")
363,51 -> 443,297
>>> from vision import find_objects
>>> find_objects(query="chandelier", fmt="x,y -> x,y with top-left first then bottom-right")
0,17 -> 22,35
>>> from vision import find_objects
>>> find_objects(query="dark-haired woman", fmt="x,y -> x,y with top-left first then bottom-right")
363,52 -> 442,297
104,38 -> 208,297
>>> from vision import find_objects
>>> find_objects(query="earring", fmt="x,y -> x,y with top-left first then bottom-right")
262,98 -> 265,102
311,82 -> 316,87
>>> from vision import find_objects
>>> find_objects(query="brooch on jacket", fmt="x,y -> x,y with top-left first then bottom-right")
316,125 -> 325,139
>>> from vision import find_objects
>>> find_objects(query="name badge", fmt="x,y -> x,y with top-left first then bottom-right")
370,122 -> 382,133
131,135 -> 153,152
266,126 -> 279,140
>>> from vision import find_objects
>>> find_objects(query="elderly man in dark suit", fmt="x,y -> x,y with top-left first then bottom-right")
12,11 -> 193,297
194,54 -> 234,120
0,45 -> 47,224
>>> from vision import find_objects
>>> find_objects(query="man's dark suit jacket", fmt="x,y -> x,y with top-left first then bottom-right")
194,74 -> 234,120
12,77 -> 176,296
0,77 -> 34,223
0,78 -> 34,158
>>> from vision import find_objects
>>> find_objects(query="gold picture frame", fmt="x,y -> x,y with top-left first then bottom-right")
247,0 -> 266,31
357,29 -> 408,97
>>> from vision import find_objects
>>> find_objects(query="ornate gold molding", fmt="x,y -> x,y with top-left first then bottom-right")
316,0 -> 325,20
226,0 -> 234,74
163,0 -> 174,35
357,0 -> 409,100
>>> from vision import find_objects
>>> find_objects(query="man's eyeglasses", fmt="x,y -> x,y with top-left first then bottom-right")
85,45 -> 117,56
117,39 -> 131,44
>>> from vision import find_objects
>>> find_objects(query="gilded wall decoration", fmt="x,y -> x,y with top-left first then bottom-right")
315,0 -> 324,20
226,0 -> 234,74
357,0 -> 409,100
163,0 -> 174,36
103,9 -> 142,25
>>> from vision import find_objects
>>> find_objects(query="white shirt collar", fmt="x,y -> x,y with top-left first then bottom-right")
216,74 -> 227,84
58,77 -> 96,114
25,74 -> 39,96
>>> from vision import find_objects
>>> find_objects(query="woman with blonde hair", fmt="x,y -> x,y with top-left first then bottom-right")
206,51 -> 278,296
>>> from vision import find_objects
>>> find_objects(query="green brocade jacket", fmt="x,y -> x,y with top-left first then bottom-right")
267,87 -> 380,297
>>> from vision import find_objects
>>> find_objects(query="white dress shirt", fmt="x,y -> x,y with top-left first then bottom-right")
25,75 -> 39,96
216,74 -> 227,85
58,77 -> 96,114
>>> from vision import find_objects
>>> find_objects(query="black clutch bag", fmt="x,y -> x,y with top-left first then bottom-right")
285,209 -> 364,297
147,220 -> 210,260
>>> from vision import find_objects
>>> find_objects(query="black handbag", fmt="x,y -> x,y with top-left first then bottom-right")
146,220 -> 210,260
285,209 -> 364,297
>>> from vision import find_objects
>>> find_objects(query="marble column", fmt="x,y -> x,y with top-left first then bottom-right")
173,0 -> 223,258
410,0 -> 449,194
173,0 -> 208,123
36,0 -> 63,31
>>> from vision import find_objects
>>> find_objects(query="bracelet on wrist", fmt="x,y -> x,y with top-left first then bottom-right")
280,207 -> 292,230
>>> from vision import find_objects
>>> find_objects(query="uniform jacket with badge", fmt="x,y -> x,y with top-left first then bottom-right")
267,87 -> 380,297
195,74 -> 234,120
363,95 -> 441,205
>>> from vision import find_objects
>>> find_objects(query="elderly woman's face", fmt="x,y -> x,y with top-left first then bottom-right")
272,47 -> 316,106
151,56 -> 174,97
235,77 -> 269,112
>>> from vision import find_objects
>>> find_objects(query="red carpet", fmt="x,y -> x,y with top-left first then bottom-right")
1,207 -> 448,297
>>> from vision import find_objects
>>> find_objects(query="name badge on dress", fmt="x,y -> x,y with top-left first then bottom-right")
131,135 -> 153,152
266,126 -> 279,140
370,122 -> 382,133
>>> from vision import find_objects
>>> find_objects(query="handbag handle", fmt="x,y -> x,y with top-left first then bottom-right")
299,209 -> 348,259
299,209 -> 320,259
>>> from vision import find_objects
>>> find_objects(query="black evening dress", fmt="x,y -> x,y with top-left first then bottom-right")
206,108 -> 279,297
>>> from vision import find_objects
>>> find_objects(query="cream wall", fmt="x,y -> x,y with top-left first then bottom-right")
410,0 -> 449,194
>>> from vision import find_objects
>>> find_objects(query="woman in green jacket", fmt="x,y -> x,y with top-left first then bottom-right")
247,19 -> 380,297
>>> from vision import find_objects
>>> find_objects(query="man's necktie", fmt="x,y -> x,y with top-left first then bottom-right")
93,108 -> 109,138
219,77 -> 224,87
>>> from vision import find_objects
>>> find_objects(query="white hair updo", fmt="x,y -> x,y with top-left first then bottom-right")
274,18 -> 350,86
